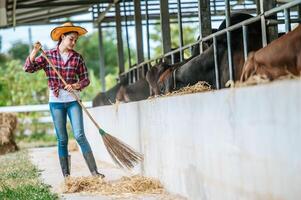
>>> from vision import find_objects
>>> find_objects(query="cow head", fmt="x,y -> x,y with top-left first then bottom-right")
157,67 -> 174,94
117,73 -> 129,85
146,62 -> 171,96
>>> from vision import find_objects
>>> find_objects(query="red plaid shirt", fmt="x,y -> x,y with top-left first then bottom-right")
24,47 -> 90,97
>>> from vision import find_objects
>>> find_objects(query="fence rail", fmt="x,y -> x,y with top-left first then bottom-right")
0,101 -> 92,113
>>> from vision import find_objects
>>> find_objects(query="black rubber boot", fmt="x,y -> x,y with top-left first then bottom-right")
59,156 -> 70,177
83,152 -> 105,178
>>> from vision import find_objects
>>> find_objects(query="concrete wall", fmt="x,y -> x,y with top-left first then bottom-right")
84,80 -> 301,200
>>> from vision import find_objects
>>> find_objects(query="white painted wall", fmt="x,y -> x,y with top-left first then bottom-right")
84,79 -> 301,200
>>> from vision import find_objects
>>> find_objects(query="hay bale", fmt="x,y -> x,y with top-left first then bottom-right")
0,113 -> 18,155
0,113 -> 17,130
0,126 -> 11,144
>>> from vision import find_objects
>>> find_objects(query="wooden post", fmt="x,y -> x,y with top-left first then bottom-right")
160,0 -> 171,54
134,0 -> 144,64
97,24 -> 106,92
115,2 -> 125,74
197,0 -> 212,53
263,0 -> 278,42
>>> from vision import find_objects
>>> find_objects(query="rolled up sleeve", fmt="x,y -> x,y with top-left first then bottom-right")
77,55 -> 90,90
23,54 -> 47,73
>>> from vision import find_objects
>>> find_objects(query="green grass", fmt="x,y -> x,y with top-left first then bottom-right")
0,150 -> 58,200
16,132 -> 57,149
16,130 -> 75,149
17,132 -> 57,143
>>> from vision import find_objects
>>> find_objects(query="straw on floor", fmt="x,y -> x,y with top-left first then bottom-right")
63,175 -> 164,194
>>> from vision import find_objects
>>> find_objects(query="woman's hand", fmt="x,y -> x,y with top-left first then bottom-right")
29,41 -> 42,62
64,83 -> 80,92
33,41 -> 42,52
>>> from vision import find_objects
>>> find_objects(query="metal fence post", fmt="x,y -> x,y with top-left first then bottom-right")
260,0 -> 268,47
213,37 -> 220,89
242,25 -> 249,61
225,0 -> 234,82
284,8 -> 291,33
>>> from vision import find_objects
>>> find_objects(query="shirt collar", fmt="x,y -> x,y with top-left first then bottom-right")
53,46 -> 76,57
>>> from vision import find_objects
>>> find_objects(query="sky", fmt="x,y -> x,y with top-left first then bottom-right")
0,14 -> 95,53
0,23 -> 94,53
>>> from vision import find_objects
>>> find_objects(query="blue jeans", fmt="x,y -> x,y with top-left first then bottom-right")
49,101 -> 92,157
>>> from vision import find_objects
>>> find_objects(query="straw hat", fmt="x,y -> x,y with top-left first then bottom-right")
50,22 -> 87,41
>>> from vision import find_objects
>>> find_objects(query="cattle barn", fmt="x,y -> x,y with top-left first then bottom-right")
1,0 -> 301,199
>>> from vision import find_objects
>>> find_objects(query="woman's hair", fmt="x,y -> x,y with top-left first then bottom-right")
57,31 -> 78,45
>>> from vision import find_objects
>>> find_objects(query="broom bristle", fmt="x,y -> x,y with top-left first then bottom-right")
102,133 -> 143,169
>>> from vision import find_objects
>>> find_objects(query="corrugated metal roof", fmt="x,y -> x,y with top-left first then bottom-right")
1,0 -> 287,29
0,0 -> 112,28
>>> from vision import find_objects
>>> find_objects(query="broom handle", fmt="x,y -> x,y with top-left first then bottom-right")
40,49 -> 102,130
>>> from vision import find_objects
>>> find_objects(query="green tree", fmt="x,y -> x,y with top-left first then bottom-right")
76,29 -> 137,90
150,23 -> 198,57
0,59 -> 48,106
8,41 -> 30,61
81,69 -> 101,101
76,29 -> 119,78
0,53 -> 7,63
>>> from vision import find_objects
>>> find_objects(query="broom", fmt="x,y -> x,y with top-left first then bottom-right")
40,48 -> 143,169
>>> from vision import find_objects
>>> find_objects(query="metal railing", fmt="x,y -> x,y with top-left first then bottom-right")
120,0 -> 300,89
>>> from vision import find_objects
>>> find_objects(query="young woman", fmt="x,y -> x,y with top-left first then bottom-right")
24,22 -> 104,178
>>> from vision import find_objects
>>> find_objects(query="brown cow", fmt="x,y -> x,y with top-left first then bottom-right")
241,24 -> 301,81
92,74 -> 129,107
115,78 -> 150,103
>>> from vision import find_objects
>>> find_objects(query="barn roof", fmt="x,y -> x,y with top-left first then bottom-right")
0,0 -> 261,29
0,0 -> 119,28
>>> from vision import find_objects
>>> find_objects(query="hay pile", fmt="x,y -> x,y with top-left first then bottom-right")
0,113 -> 18,155
63,175 -> 164,195
163,81 -> 212,97
229,73 -> 300,88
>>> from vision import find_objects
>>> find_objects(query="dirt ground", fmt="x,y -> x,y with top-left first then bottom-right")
29,147 -> 186,200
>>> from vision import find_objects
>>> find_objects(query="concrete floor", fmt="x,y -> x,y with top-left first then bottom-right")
29,147 -> 186,200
